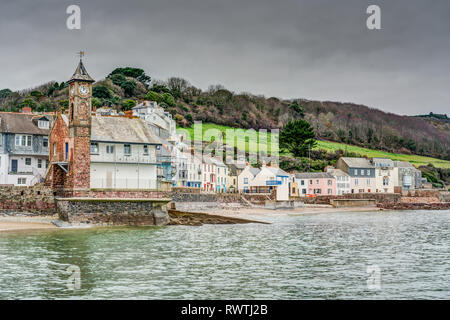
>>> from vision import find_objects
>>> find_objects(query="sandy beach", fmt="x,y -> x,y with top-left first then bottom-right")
0,216 -> 58,232
190,205 -> 384,223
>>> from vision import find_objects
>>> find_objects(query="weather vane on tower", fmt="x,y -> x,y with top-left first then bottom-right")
77,51 -> 85,60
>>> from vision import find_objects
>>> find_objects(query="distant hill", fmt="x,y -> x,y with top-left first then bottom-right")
0,67 -> 449,161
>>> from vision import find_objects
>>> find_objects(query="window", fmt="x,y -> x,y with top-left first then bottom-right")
366,179 -> 371,185
309,180 -> 313,185
124,144 -> 131,155
143,145 -> 148,155
302,189 -> 307,194
53,142 -> 56,155
301,180 -> 305,185
38,119 -> 49,129
90,143 -> 99,154
244,178 -> 248,184
354,169 -> 358,175
46,160 -> 49,168
43,137 -> 48,148
355,179 -> 359,185
25,158 -> 31,166
38,159 -> 42,168
328,180 -> 332,185
361,170 -> 365,176
316,180 -> 319,184
18,177 -> 27,185
15,135 -> 32,147
328,189 -> 332,194
106,145 -> 115,154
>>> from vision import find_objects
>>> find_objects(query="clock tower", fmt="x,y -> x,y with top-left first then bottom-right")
66,56 -> 95,193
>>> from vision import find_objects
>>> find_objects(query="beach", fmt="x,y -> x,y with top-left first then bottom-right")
0,215 -> 58,232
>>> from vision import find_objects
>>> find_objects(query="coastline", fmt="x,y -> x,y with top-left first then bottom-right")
0,215 -> 58,232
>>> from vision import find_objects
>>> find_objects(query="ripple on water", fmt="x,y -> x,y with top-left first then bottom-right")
0,210 -> 449,299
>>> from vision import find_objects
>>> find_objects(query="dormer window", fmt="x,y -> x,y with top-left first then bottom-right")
38,119 -> 49,129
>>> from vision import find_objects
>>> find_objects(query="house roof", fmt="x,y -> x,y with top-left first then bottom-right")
393,161 -> 414,168
91,115 -> 160,144
340,157 -> 374,168
267,167 -> 290,177
68,59 -> 94,83
295,172 -> 334,179
0,112 -> 52,135
328,168 -> 349,176
372,157 -> 394,166
249,167 -> 261,176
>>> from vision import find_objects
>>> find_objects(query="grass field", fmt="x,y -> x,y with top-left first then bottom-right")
178,123 -> 450,169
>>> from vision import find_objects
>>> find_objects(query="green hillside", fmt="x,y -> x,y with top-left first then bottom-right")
179,123 -> 450,169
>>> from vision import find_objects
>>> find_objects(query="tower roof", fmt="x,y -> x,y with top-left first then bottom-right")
68,59 -> 95,83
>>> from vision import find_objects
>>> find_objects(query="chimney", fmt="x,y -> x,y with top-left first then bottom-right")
21,106 -> 32,114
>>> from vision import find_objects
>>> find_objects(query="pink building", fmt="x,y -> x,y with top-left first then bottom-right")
294,172 -> 336,196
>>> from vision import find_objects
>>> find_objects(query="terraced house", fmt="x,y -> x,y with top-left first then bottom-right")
336,157 -> 376,193
0,112 -> 52,186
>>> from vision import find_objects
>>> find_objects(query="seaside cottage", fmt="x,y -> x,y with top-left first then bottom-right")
371,157 -> 395,193
237,164 -> 261,193
226,163 -> 245,193
0,112 -> 52,186
202,155 -> 217,193
248,163 -> 291,201
326,167 -> 350,195
393,161 -> 422,191
336,157 -> 376,193
294,172 -> 336,196
213,157 -> 228,193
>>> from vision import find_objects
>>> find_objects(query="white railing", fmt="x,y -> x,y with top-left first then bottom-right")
90,178 -> 159,190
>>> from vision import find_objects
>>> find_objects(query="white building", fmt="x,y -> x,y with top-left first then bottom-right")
371,158 -> 395,193
88,115 -> 160,189
237,164 -> 261,193
132,101 -> 177,142
326,167 -> 350,195
0,113 -> 52,186
202,155 -> 217,192
240,163 -> 291,201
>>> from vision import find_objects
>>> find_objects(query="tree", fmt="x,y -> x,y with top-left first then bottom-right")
280,119 -> 317,157
290,101 -> 304,117
162,92 -> 175,107
19,98 -> 37,110
109,73 -> 126,86
122,99 -> 136,110
108,67 -> 151,86
0,88 -> 12,99
92,97 -> 102,108
121,80 -> 137,97
145,90 -> 162,102
93,86 -> 112,99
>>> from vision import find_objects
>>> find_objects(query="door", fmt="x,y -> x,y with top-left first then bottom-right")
11,160 -> 18,173
65,143 -> 69,161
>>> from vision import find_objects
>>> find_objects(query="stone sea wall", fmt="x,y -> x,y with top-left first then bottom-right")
57,198 -> 170,226
0,184 -> 57,214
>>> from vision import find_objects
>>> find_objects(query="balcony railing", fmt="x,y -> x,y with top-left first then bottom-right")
90,178 -> 160,190
90,155 -> 157,164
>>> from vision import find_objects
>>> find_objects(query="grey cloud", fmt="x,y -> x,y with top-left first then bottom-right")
0,0 -> 449,115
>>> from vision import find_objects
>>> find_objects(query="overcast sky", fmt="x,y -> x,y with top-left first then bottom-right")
1,0 -> 449,115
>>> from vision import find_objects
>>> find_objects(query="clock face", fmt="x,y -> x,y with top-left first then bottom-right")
79,85 -> 89,95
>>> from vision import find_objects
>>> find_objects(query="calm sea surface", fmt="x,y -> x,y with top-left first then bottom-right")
0,210 -> 449,299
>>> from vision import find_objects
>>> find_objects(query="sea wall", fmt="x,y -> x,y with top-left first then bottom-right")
56,198 -> 171,226
300,193 -> 402,205
171,192 -> 244,211
331,199 -> 377,208
0,184 -> 57,214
